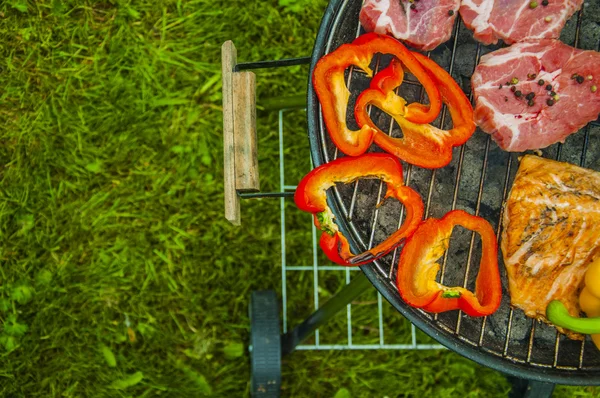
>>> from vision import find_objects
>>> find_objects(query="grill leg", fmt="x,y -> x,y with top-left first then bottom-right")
507,376 -> 555,398
281,271 -> 371,356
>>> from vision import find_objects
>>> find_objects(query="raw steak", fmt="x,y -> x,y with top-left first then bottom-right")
360,0 -> 459,51
460,0 -> 583,45
502,155 -> 600,339
471,40 -> 600,152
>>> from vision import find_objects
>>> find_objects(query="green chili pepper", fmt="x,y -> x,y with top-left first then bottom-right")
546,300 -> 600,334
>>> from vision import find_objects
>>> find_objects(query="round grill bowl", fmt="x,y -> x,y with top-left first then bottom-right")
307,0 -> 600,385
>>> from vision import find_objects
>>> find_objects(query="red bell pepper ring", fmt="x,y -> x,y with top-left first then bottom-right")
294,153 -> 424,266
396,210 -> 501,317
312,33 -> 442,157
355,53 -> 475,169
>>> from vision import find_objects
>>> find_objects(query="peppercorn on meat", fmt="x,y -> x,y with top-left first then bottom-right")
471,40 -> 600,152
502,155 -> 600,339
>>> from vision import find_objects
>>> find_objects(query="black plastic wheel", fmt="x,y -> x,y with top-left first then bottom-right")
249,290 -> 282,398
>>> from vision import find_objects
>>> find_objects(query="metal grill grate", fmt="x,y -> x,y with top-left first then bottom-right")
308,0 -> 600,377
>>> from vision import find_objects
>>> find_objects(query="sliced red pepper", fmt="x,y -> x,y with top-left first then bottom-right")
313,32 -> 442,157
355,53 -> 475,169
396,210 -> 501,317
294,153 -> 424,266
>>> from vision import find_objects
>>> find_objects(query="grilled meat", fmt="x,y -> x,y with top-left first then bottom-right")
460,0 -> 583,45
502,155 -> 600,339
359,0 -> 459,51
472,40 -> 600,152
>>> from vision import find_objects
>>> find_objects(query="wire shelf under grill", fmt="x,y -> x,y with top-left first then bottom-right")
307,0 -> 600,384
278,109 -> 443,351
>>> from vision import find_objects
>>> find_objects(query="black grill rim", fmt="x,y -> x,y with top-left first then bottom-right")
306,0 -> 600,386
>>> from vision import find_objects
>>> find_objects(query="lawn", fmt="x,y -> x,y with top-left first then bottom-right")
0,0 -> 599,396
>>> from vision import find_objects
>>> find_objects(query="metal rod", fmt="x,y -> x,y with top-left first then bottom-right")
312,218 -> 321,346
504,309 -> 515,356
578,338 -> 585,369
279,110 -> 288,333
553,332 -> 561,367
526,319 -> 537,363
281,271 -> 372,356
294,343 -> 442,350
239,191 -> 295,199
235,56 -> 311,71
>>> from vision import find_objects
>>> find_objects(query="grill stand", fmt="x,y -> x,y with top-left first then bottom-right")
222,44 -> 557,398
250,274 -> 554,398
506,377 -> 556,398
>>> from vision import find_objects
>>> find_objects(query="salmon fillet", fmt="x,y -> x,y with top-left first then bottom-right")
502,155 -> 600,339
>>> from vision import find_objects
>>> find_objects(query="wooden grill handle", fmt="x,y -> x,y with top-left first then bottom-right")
222,41 -> 260,226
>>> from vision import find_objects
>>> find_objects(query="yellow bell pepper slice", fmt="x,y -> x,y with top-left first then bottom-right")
580,257 -> 600,349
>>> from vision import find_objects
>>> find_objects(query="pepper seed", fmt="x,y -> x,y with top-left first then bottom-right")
525,92 -> 535,100
538,79 -> 545,86
511,77 -> 519,85
448,10 -> 454,16
515,90 -> 522,97
576,75 -> 585,84
529,1 -> 538,8
511,86 -> 517,92
546,99 -> 554,106
528,73 -> 537,79
410,3 -> 416,9
542,0 -> 549,5
545,84 -> 552,90
527,99 -> 535,106
550,91 -> 556,96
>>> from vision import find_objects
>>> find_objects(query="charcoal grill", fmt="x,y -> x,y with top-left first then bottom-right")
222,0 -> 600,396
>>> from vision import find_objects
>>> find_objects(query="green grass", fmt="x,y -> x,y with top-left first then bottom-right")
0,0 -> 599,396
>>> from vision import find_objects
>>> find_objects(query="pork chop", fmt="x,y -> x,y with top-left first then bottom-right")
460,0 -> 583,45
360,0 -> 459,51
471,40 -> 600,152
502,155 -> 600,339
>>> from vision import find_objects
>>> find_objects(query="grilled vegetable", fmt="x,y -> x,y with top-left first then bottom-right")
312,32 -> 442,156
580,257 -> 600,349
545,257 -> 600,350
294,153 -> 424,266
355,53 -> 475,169
396,210 -> 502,316
546,301 -> 600,335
